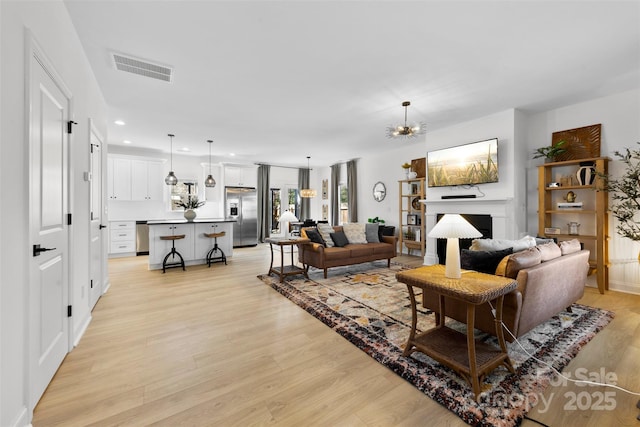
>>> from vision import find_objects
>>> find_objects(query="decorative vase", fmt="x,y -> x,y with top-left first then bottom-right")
576,162 -> 596,186
407,171 -> 418,179
184,209 -> 196,221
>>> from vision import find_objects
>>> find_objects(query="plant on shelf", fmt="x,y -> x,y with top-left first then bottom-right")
401,162 -> 411,170
367,217 -> 385,224
533,140 -> 567,161
601,142 -> 640,255
177,196 -> 205,210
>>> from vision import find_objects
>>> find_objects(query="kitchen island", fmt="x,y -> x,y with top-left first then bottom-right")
147,219 -> 236,270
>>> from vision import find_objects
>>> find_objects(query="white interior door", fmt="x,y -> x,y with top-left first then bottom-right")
28,38 -> 72,409
89,121 -> 105,309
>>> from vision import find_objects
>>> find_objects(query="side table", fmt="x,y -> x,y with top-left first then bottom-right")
266,237 -> 309,283
396,264 -> 517,399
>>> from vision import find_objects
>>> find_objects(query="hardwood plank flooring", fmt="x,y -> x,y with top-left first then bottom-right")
33,245 -> 640,426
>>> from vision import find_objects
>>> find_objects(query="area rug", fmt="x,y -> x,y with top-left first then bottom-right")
257,262 -> 615,427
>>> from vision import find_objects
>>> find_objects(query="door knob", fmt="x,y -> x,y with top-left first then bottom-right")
33,244 -> 56,257
99,224 -> 107,229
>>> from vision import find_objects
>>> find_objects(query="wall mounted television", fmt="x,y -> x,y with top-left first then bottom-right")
427,138 -> 499,188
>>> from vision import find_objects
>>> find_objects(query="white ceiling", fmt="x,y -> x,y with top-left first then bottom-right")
64,1 -> 640,168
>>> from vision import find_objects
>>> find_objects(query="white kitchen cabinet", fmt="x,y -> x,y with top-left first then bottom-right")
131,159 -> 164,201
108,221 -> 136,256
194,222 -> 233,260
107,157 -> 132,200
148,223 -> 195,266
224,165 -> 257,187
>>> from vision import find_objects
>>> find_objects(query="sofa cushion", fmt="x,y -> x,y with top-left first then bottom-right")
470,235 -> 537,252
536,242 -> 562,261
323,246 -> 350,261
365,223 -> 380,243
535,237 -> 556,245
317,223 -> 335,247
370,242 -> 394,255
305,228 -> 326,246
349,245 -> 374,258
460,247 -> 513,274
495,247 -> 542,279
559,239 -> 582,255
342,223 -> 367,244
330,231 -> 350,247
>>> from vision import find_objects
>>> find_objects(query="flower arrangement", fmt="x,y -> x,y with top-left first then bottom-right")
177,196 -> 205,210
401,162 -> 411,169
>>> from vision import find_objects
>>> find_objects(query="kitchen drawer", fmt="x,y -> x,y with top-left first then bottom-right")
110,228 -> 135,242
110,241 -> 136,253
110,221 -> 135,230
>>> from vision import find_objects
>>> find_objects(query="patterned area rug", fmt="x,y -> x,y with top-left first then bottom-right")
257,262 -> 615,427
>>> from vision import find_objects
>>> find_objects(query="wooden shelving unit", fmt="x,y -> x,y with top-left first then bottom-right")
398,178 -> 426,257
537,157 -> 609,293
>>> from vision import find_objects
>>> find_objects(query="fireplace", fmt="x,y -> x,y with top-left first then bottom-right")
436,213 -> 492,264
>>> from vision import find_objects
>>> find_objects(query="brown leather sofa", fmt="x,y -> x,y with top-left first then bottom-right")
297,226 -> 397,278
421,241 -> 590,341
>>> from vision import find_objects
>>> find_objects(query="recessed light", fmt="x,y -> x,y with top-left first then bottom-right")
229,153 -> 236,156
114,120 -> 126,126
123,140 -> 132,144
181,147 -> 190,152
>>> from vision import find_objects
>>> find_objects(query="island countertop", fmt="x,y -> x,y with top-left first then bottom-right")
147,218 -> 236,225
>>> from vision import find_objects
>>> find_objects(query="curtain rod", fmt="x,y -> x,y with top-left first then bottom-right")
255,162 -> 312,170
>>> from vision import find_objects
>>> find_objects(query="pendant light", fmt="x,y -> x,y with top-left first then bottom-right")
386,101 -> 427,139
165,133 -> 178,185
300,156 -> 316,198
204,139 -> 216,188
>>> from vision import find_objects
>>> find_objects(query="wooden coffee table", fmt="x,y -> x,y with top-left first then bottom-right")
396,264 -> 517,399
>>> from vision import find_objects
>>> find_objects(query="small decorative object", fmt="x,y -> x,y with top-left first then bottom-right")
568,222 -> 581,235
411,183 -> 418,194
407,214 -> 418,225
411,197 -> 421,210
544,227 -> 561,235
322,204 -> 328,220
560,175 -> 573,187
367,217 -> 385,223
177,196 -> 205,221
322,179 -> 328,199
547,182 -> 560,188
533,140 -> 567,162
576,161 -> 596,186
407,170 -> 418,179
564,191 -> 577,203
401,162 -> 411,178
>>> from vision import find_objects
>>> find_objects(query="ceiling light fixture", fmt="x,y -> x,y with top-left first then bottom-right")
165,133 -> 178,186
114,120 -> 125,126
300,156 -> 316,198
386,101 -> 426,139
205,139 -> 216,188
123,140 -> 132,144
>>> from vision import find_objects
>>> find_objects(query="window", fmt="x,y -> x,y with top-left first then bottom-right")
339,184 -> 349,224
288,188 -> 300,219
271,188 -> 281,233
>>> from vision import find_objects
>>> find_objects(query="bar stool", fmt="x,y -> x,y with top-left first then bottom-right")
204,231 -> 227,266
159,234 -> 186,273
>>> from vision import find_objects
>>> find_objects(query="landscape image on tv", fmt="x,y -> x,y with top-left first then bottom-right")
427,138 -> 498,187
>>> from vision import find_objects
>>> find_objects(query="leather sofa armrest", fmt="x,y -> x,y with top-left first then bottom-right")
381,235 -> 397,245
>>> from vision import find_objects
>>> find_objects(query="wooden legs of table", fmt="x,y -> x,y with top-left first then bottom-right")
403,287 -> 515,400
267,242 -> 308,283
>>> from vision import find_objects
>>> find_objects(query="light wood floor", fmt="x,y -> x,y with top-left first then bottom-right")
33,245 -> 640,426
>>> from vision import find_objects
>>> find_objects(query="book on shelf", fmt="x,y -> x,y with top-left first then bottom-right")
557,202 -> 583,209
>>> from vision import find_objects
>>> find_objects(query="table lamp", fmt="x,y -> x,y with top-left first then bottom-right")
427,214 -> 482,278
279,211 -> 299,239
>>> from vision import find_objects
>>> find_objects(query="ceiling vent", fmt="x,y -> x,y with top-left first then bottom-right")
112,53 -> 173,83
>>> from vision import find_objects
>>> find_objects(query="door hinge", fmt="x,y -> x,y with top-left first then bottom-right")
90,279 -> 93,289
67,120 -> 77,134
67,305 -> 72,317
67,213 -> 72,225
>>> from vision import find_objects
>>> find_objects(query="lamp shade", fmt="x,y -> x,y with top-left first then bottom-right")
279,211 -> 298,223
427,214 -> 482,239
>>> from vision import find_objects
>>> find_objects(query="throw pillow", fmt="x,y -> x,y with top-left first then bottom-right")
536,242 -> 561,261
342,223 -> 367,244
535,237 -> 556,246
460,247 -> 513,274
470,235 -> 537,252
305,228 -> 326,246
317,223 -> 335,247
365,223 -> 380,243
330,231 -> 350,247
559,239 -> 582,255
495,247 -> 542,279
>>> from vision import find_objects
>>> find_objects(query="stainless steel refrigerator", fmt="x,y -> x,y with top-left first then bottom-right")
225,186 -> 258,247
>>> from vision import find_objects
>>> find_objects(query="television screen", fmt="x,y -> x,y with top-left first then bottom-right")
427,138 -> 498,187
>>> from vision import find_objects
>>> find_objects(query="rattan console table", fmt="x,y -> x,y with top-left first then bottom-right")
396,264 -> 517,399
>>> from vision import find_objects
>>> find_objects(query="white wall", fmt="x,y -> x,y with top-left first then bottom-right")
524,89 -> 640,294
0,1 -> 108,425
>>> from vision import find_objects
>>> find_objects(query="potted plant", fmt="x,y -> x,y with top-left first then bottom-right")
401,162 -> 412,178
533,140 -> 567,162
177,196 -> 205,221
